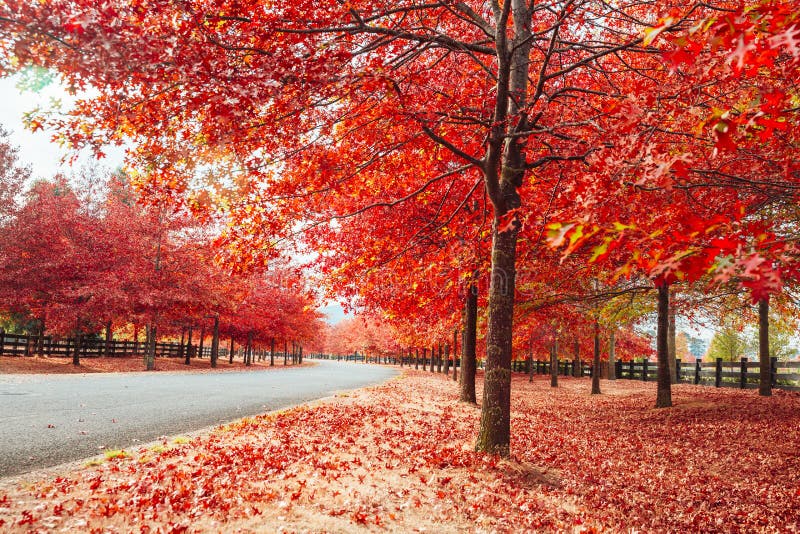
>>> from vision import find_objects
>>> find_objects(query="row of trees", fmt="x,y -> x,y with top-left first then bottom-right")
2,0 -> 799,454
0,129 -> 324,367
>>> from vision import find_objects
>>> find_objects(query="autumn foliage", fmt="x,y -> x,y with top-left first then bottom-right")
0,164 -> 323,347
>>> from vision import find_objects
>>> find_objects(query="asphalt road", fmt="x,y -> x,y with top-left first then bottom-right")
0,360 -> 398,477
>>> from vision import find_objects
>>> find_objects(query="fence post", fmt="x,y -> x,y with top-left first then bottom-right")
0,329 -> 4,356
615,359 -> 621,380
642,359 -> 649,381
715,358 -> 722,388
675,358 -> 681,384
694,360 -> 701,384
770,357 -> 778,388
629,360 -> 634,380
740,357 -> 748,389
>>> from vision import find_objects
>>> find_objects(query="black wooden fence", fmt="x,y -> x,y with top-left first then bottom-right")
526,356 -> 800,391
0,330 -> 231,359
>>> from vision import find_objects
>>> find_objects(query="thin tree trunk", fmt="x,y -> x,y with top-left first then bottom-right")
550,339 -> 558,388
460,284 -> 478,404
759,297 -> 771,396
198,326 -> 205,359
210,316 -> 219,368
655,284 -> 672,408
591,320 -> 601,395
185,326 -> 193,365
229,336 -> 235,364
36,317 -> 46,357
270,337 -> 275,366
573,339 -> 581,378
246,331 -> 253,366
72,333 -> 81,367
608,328 -> 616,380
668,286 -> 677,384
178,326 -> 186,362
145,323 -> 156,371
284,340 -> 288,365
452,328 -> 458,381
528,333 -> 535,383
444,344 -> 450,375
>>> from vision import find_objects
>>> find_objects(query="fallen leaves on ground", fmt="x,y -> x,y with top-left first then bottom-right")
0,370 -> 798,532
0,356 -> 311,375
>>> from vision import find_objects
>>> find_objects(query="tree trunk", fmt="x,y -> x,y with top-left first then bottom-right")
591,320 -> 601,395
198,326 -> 205,359
668,286 -> 677,384
415,347 -> 419,370
655,284 -> 672,407
284,340 -> 288,365
460,284 -> 477,404
452,328 -> 458,381
145,323 -> 156,371
528,333 -> 534,383
185,326 -> 193,365
573,339 -> 581,378
210,316 -> 219,368
550,339 -> 558,388
178,326 -> 186,362
758,297 -> 771,396
476,221 -> 518,456
608,328 -> 616,380
270,337 -> 275,366
246,331 -> 253,366
37,317 -> 46,357
229,336 -> 235,364
444,344 -> 450,375
72,333 -> 81,366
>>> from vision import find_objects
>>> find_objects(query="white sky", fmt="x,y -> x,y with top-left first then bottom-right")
0,75 -> 124,180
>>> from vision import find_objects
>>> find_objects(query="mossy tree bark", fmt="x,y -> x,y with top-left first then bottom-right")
473,0 -> 533,457
475,221 -> 518,456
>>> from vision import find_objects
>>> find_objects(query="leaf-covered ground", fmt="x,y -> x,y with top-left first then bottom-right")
0,356 -> 307,375
1,369 -> 798,532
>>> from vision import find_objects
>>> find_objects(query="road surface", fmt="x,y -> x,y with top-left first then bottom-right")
0,360 -> 398,477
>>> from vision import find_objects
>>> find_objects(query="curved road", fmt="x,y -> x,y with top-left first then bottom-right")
0,360 -> 398,477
